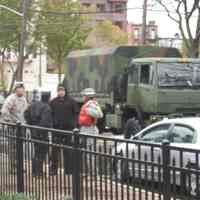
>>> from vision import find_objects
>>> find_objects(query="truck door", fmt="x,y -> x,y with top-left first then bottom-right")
127,65 -> 139,106
138,63 -> 156,113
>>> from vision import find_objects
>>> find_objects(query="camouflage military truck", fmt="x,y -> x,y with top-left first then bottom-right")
64,46 -> 188,132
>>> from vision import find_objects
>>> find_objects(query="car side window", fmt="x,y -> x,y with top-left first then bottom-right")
139,124 -> 170,142
168,124 -> 195,143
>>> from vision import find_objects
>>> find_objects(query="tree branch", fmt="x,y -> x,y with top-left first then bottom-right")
174,1 -> 191,50
157,0 -> 179,23
183,0 -> 194,42
195,8 -> 200,39
186,0 -> 199,19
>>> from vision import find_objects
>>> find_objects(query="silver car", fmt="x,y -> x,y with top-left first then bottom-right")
114,117 -> 200,195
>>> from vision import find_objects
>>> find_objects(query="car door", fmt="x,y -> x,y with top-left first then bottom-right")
132,123 -> 172,180
168,124 -> 197,167
166,124 -> 198,186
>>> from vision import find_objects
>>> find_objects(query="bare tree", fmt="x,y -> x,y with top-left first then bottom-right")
156,0 -> 200,57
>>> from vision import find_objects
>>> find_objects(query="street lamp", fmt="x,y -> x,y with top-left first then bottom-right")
0,5 -> 23,17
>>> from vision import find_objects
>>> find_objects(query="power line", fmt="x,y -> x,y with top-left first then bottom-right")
29,7 -> 169,16
28,6 -> 199,19
1,4 -> 198,18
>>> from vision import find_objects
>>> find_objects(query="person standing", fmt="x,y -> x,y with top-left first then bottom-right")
50,84 -> 79,175
1,82 -> 27,123
31,89 -> 41,103
123,117 -> 142,139
24,92 -> 52,176
79,88 -> 103,173
79,88 -> 103,139
1,82 -> 28,173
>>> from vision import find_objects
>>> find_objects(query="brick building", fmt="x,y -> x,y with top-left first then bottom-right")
128,21 -> 158,45
80,0 -> 128,31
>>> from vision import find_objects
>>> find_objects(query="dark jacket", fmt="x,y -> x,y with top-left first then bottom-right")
124,118 -> 142,139
50,96 -> 79,130
24,101 -> 53,128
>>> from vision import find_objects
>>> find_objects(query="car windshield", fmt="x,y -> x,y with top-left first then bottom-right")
158,63 -> 200,87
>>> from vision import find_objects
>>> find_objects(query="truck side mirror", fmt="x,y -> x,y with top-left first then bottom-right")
127,64 -> 136,73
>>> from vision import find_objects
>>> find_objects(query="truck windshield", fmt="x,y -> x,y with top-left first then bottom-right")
158,63 -> 200,87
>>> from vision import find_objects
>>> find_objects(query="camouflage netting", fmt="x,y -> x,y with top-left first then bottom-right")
64,46 -> 181,95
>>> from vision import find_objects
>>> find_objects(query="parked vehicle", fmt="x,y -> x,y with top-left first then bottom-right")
64,46 -> 186,132
113,117 -> 200,195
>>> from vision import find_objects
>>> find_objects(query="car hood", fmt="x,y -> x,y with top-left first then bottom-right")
170,143 -> 200,150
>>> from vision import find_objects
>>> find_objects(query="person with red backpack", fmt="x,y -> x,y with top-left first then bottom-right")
79,88 -> 103,173
79,88 -> 103,137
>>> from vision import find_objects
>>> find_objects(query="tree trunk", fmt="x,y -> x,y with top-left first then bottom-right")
0,53 -> 6,90
8,71 -> 17,96
190,39 -> 200,58
58,62 -> 62,84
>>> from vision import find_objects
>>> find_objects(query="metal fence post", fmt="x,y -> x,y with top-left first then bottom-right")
162,140 -> 170,200
72,128 -> 81,200
16,122 -> 24,193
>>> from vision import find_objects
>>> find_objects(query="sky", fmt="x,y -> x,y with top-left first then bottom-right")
127,0 -> 181,38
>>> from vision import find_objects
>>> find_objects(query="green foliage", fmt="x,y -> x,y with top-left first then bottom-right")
0,0 -> 36,52
0,0 -> 21,51
0,0 -> 38,91
0,194 -> 37,200
86,20 -> 128,48
35,0 -> 91,82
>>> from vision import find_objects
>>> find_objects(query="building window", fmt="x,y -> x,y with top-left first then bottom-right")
82,3 -> 90,8
134,28 -> 139,39
114,21 -> 123,29
150,28 -> 156,39
114,3 -> 125,13
96,4 -> 105,12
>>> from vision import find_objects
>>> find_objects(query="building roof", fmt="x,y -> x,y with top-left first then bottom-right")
131,57 -> 200,64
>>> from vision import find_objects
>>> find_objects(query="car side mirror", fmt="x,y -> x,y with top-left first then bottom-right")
132,136 -> 139,140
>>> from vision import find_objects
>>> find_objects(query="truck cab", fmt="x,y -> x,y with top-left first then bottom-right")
127,57 -> 200,116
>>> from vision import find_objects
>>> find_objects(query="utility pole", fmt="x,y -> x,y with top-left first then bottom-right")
16,0 -> 29,81
141,0 -> 148,45
39,41 -> 42,87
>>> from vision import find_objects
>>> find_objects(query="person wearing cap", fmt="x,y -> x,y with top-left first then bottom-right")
79,88 -> 103,174
31,89 -> 41,103
1,82 -> 28,174
50,84 -> 79,175
24,92 -> 52,176
1,82 -> 27,123
79,88 -> 103,136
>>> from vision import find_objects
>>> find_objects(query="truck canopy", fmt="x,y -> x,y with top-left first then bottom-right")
130,57 -> 200,64
64,46 -> 181,97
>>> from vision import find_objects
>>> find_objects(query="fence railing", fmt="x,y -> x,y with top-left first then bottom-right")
0,121 -> 199,200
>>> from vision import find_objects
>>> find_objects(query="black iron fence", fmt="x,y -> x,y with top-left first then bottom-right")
0,121 -> 199,200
